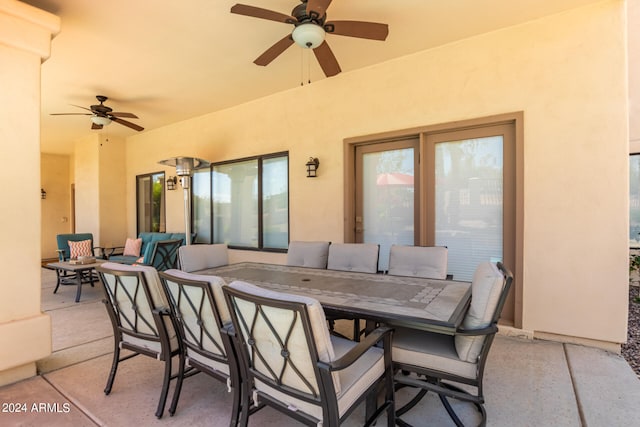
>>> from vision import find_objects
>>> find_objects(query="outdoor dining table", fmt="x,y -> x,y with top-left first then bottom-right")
196,262 -> 472,334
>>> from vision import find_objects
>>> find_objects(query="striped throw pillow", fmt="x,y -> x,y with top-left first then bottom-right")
69,239 -> 92,259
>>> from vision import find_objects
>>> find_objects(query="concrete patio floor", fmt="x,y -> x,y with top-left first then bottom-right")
1,268 -> 639,426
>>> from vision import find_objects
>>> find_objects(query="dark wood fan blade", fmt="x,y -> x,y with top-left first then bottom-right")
112,117 -> 144,131
50,113 -> 91,116
91,122 -> 103,130
306,0 -> 333,18
231,4 -> 295,24
70,104 -> 94,112
313,41 -> 341,77
325,21 -> 389,40
254,35 -> 294,66
110,112 -> 138,118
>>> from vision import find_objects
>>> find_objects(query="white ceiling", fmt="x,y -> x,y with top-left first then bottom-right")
23,0 -> 599,155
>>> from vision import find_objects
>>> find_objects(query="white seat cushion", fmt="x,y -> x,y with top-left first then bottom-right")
455,262 -> 505,362
100,262 -> 178,354
256,335 -> 385,420
392,327 -> 477,380
163,269 -> 230,323
387,245 -> 448,279
286,241 -> 330,268
228,280 -> 338,393
327,243 -> 379,273
178,244 -> 228,272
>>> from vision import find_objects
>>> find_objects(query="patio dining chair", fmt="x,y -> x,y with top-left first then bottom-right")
177,243 -> 229,273
286,241 -> 330,269
392,262 -> 513,427
144,239 -> 182,271
159,269 -> 242,425
326,243 -> 380,340
95,262 -> 181,419
326,243 -> 380,273
387,245 -> 449,279
223,280 -> 395,427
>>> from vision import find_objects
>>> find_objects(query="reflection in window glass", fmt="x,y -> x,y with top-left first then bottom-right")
210,154 -> 289,250
213,160 -> 258,247
362,148 -> 415,271
192,169 -> 211,243
136,172 -> 166,233
435,137 -> 503,280
263,156 -> 289,249
630,155 -> 640,247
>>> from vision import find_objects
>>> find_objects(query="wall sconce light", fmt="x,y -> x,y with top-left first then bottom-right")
166,176 -> 177,190
306,157 -> 320,178
41,188 -> 46,200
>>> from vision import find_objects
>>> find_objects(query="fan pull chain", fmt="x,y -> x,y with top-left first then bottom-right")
308,49 -> 311,85
300,48 -> 304,86
300,49 -> 313,86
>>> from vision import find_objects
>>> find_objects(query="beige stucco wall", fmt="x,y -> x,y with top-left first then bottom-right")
629,0 -> 640,151
97,135 -> 127,249
41,153 -> 72,259
0,0 -> 59,386
126,1 -> 629,345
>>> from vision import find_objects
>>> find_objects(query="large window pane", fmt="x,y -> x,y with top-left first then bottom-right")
193,169 -> 212,243
213,160 -> 258,247
136,172 -> 166,233
435,137 -> 503,280
631,155 -> 640,247
263,156 -> 289,249
362,147 -> 415,270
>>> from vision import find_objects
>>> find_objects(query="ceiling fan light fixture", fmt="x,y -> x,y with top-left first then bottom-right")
292,23 -> 325,48
91,115 -> 112,126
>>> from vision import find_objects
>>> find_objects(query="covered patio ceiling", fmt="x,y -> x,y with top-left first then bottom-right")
22,0 -> 601,155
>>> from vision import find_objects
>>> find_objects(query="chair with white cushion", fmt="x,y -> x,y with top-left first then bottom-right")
392,262 -> 513,427
387,245 -> 449,279
159,270 -> 241,424
223,280 -> 395,427
286,241 -> 330,268
95,262 -> 181,419
327,243 -> 379,273
326,243 -> 380,340
178,243 -> 229,273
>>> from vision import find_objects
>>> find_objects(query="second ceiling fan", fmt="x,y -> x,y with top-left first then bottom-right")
231,0 -> 389,77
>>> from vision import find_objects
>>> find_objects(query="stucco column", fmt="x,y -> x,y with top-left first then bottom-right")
0,0 -> 60,386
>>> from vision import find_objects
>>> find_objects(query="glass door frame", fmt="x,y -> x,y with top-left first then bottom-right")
344,112 -> 524,328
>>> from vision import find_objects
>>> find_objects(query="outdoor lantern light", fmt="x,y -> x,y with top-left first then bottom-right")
158,156 -> 210,245
306,157 -> 320,178
41,188 -> 46,199
166,176 -> 177,191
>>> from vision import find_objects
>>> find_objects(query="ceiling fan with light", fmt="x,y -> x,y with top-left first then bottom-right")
51,95 -> 144,131
230,0 -> 389,77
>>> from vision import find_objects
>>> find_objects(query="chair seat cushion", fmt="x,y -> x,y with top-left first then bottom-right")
122,331 -> 180,355
178,244 -> 228,273
327,243 -> 379,273
100,262 -> 178,355
286,241 -> 330,269
392,327 -> 477,380
164,269 -> 230,323
455,262 -> 504,362
255,334 -> 385,420
388,245 -> 448,279
186,348 -> 230,376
